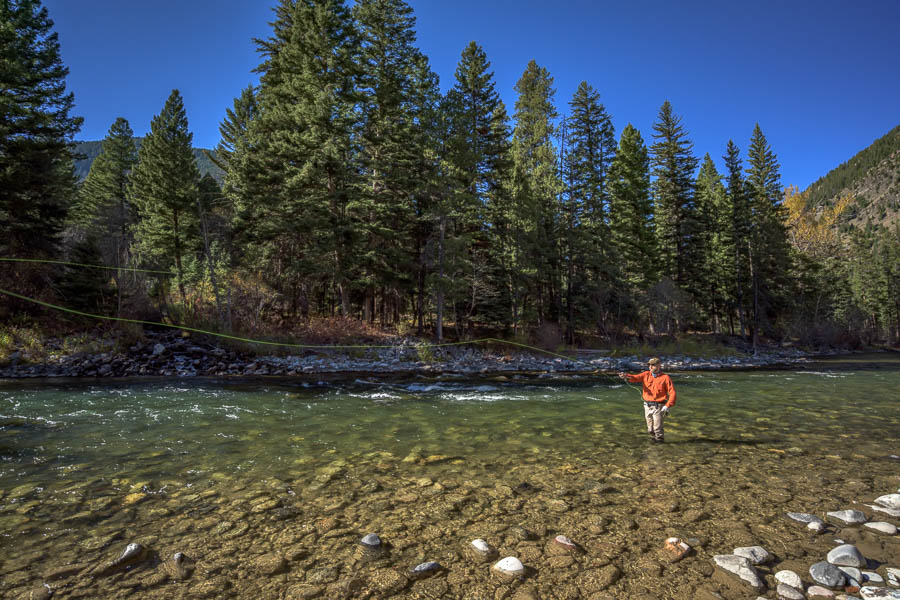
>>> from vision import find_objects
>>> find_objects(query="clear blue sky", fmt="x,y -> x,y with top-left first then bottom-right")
44,0 -> 900,190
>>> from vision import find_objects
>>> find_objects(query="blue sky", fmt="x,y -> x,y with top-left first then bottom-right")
44,0 -> 899,190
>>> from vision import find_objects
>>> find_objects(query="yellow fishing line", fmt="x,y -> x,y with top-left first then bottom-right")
0,257 -> 176,276
1,256 -> 640,389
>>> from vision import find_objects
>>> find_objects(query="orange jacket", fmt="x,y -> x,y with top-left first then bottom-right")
626,371 -> 676,407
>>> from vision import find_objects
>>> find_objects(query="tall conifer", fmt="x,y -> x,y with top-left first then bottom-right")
650,101 -> 698,288
0,0 -> 82,295
129,90 -> 200,304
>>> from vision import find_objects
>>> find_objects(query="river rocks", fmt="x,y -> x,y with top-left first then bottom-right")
95,542 -> 147,577
875,494 -> 900,510
552,534 -> 578,552
733,545 -> 773,565
493,556 -> 526,580
776,570 -> 804,589
776,582 -> 806,599
864,522 -> 898,535
713,554 -> 764,590
409,561 -> 442,580
152,343 -> 166,356
887,567 -> 900,586
251,553 -> 288,576
827,510 -> 867,525
827,543 -> 867,568
860,588 -> 900,599
810,560 -> 847,588
360,533 -> 382,550
467,538 -> 497,562
867,504 -> 900,518
664,537 -> 692,562
788,511 -> 827,530
807,585 -> 836,598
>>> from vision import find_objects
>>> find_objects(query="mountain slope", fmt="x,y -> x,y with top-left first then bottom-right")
72,140 -> 224,184
804,124 -> 900,230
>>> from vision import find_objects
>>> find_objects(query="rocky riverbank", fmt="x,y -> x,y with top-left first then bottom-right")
0,330 -> 815,379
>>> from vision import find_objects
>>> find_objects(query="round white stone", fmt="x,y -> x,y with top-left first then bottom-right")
806,585 -> 835,598
863,521 -> 898,535
493,556 -> 525,575
775,569 -> 803,589
471,539 -> 491,553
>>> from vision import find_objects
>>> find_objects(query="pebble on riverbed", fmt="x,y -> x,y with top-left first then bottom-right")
493,556 -> 526,581
826,509 -> 868,525
713,554 -> 765,590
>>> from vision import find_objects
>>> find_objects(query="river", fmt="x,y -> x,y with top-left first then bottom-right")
1,353 -> 899,598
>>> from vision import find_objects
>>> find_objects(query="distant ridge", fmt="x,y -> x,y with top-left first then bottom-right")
804,124 -> 900,229
72,140 -> 224,184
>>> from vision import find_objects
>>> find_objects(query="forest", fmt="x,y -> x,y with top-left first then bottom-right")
2,0 -> 899,354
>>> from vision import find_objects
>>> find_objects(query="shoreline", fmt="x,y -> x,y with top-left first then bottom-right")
0,330 -> 831,380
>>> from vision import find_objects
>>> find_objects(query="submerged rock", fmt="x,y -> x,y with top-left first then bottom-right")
97,542 -> 147,577
467,539 -> 496,562
863,521 -> 897,535
410,561 -> 442,580
713,554 -> 764,590
826,509 -> 867,525
733,545 -> 772,565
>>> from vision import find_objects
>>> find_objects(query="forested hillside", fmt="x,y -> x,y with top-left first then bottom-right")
73,140 -> 224,184
804,124 -> 900,229
2,0 -> 898,351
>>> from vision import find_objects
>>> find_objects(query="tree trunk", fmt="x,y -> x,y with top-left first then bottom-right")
436,214 -> 445,342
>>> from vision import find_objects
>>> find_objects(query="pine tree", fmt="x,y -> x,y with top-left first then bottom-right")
562,81 -> 616,340
69,117 -> 137,315
723,139 -> 749,336
353,0 -> 422,323
438,41 -> 505,337
649,101 -> 698,290
693,154 -> 727,330
511,60 -> 562,326
243,0 -> 361,316
744,124 -> 791,350
128,89 -> 201,304
608,123 -> 654,322
0,0 -> 82,295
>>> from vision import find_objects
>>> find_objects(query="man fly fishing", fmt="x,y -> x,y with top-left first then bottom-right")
618,357 -> 676,443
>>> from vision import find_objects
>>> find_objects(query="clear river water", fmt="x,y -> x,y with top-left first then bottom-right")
1,353 -> 899,599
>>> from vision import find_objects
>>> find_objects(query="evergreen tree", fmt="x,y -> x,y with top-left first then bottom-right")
649,101 -> 698,290
242,0 -> 361,316
723,139 -> 749,336
69,117 -> 137,315
608,124 -> 654,323
129,89 -> 201,304
353,0 -> 422,323
0,0 -> 82,295
694,154 -> 727,329
511,59 -> 562,325
439,41 -> 505,337
562,81 -> 616,339
744,123 -> 791,349
209,85 -> 257,178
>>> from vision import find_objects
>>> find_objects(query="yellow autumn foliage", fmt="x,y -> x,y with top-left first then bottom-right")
784,185 -> 852,258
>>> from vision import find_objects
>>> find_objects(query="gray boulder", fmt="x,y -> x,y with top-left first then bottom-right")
809,560 -> 846,588
826,543 -> 866,568
713,554 -> 764,590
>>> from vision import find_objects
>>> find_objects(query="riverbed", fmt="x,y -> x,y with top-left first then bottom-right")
1,355 -> 899,598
